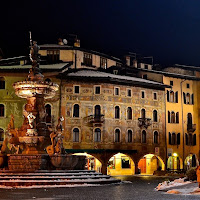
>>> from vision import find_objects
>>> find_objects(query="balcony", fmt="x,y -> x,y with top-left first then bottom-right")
87,115 -> 104,124
187,124 -> 196,133
138,118 -> 151,129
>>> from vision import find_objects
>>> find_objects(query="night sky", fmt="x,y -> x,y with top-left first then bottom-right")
1,0 -> 200,66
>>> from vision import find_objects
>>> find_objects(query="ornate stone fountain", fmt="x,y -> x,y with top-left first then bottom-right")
0,35 -> 85,171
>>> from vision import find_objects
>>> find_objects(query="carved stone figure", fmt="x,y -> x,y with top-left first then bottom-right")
46,117 -> 65,155
7,114 -> 15,130
27,113 -> 36,129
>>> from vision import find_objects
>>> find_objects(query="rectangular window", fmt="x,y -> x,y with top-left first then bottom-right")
127,89 -> 132,97
145,64 -> 148,69
74,85 -> 80,94
187,83 -> 190,88
170,81 -> 173,86
95,86 -> 101,94
153,92 -> 157,100
100,57 -> 107,69
83,53 -> 92,66
47,50 -> 60,63
141,91 -> 145,99
114,87 -> 120,96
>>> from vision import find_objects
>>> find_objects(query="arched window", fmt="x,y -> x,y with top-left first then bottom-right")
141,109 -> 146,118
186,93 -> 190,104
0,104 -> 4,117
172,133 -> 176,145
95,105 -> 101,118
73,104 -> 79,118
127,107 -> 132,120
73,128 -> 79,142
0,77 -> 5,89
170,91 -> 174,102
127,130 -> 132,143
168,132 -> 171,145
154,131 -> 158,144
153,110 -> 157,122
45,104 -> 51,123
114,129 -> 120,142
115,106 -> 120,119
142,130 -> 146,143
94,128 -> 101,142
0,128 -> 4,141
176,112 -> 179,123
171,111 -> 175,123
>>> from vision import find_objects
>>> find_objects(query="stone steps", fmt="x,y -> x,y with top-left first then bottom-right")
0,170 -> 121,188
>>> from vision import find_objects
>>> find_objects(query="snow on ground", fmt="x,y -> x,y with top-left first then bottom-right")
156,178 -> 200,195
155,178 -> 191,191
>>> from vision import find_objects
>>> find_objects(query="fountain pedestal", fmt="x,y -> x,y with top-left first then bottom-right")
8,154 -> 48,171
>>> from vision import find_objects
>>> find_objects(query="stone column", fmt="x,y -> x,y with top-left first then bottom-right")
101,162 -> 107,175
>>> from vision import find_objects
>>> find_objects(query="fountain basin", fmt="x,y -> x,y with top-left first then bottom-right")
13,81 -> 59,99
50,155 -> 86,170
19,136 -> 44,146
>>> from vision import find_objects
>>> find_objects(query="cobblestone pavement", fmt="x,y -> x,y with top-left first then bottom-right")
0,175 -> 199,200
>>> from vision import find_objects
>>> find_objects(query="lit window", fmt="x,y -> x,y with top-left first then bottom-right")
100,57 -> 107,69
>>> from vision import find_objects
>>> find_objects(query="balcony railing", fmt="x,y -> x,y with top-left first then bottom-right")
138,117 -> 151,129
187,124 -> 196,133
87,115 -> 104,124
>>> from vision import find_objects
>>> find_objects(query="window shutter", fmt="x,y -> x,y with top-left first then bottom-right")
168,132 -> 171,145
177,133 -> 180,145
183,92 -> 186,104
193,134 -> 196,146
167,90 -> 169,102
191,94 -> 194,105
175,91 -> 178,103
185,133 -> 188,145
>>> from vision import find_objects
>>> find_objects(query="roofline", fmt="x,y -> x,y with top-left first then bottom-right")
39,44 -> 122,63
